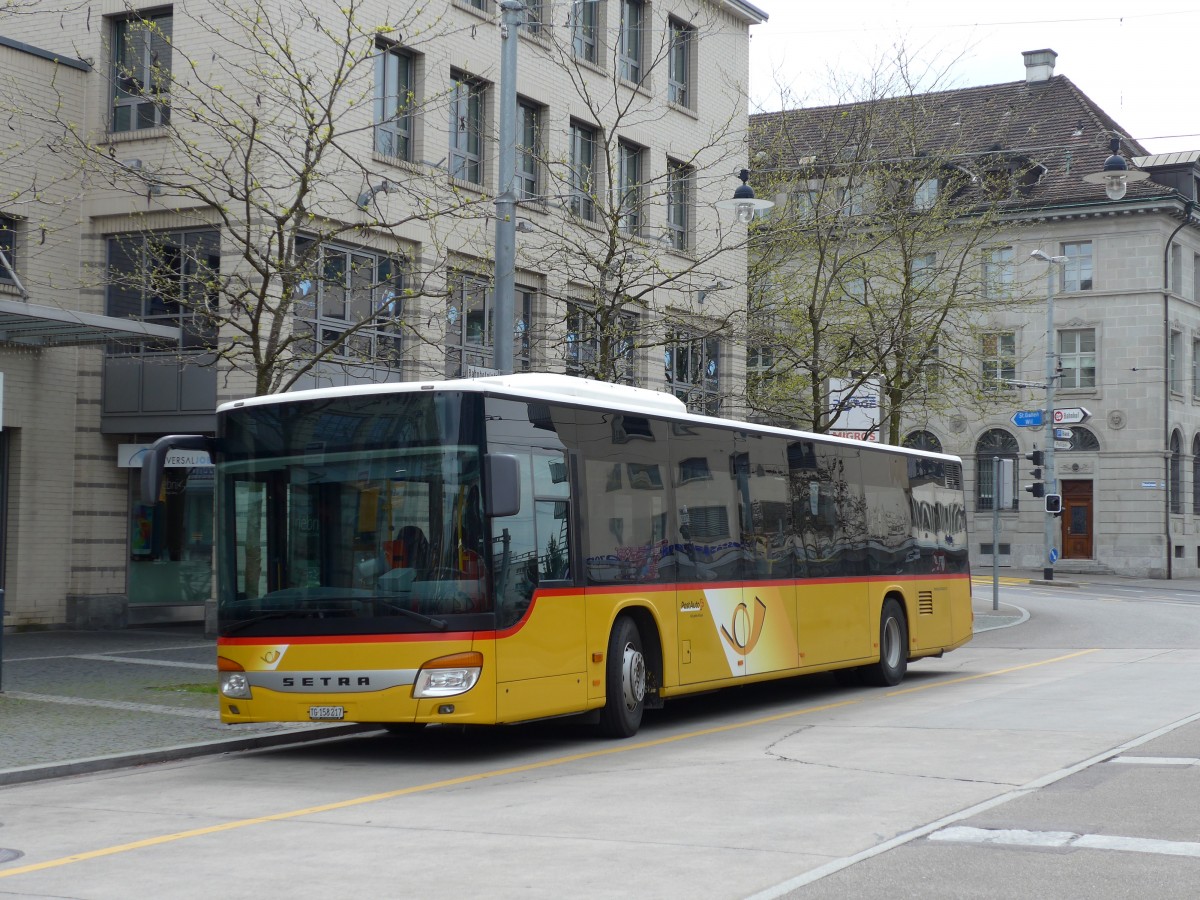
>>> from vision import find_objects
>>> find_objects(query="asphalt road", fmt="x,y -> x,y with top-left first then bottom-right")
0,581 -> 1197,899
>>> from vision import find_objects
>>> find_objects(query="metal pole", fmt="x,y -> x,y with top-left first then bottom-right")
1043,265 -> 1056,581
491,1 -> 524,375
992,457 -> 1000,611
1161,201 -> 1193,579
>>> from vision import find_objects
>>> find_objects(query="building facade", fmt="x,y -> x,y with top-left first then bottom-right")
750,50 -> 1200,578
0,0 -> 767,629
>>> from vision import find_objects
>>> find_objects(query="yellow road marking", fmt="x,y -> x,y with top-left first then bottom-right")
0,650 -> 1098,880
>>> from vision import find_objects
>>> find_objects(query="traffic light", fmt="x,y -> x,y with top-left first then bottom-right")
1024,448 -> 1045,499
1045,494 -> 1063,515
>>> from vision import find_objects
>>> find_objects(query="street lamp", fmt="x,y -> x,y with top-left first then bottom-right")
491,0 -> 526,375
1031,249 -> 1067,580
716,169 -> 773,224
1082,134 -> 1148,201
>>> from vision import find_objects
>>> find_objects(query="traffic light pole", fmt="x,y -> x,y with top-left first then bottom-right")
1042,263 -> 1058,580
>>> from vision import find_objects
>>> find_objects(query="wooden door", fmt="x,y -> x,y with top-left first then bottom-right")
1060,479 -> 1093,559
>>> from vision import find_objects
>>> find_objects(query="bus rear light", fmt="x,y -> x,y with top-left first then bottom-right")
413,651 -> 483,698
217,656 -> 252,699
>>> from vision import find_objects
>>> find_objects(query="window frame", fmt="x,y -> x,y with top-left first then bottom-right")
111,9 -> 173,133
374,41 -> 414,161
981,331 -> 1016,390
975,428 -> 1019,512
1058,328 -> 1096,390
449,70 -> 485,185
445,273 -> 533,377
667,17 -> 694,108
618,0 -> 644,83
983,246 -> 1014,299
666,158 -> 694,251
0,215 -> 15,284
664,327 -> 721,415
566,302 -> 636,384
516,99 -> 542,201
617,141 -> 644,235
1061,241 -> 1093,292
569,120 -> 598,221
569,0 -> 599,64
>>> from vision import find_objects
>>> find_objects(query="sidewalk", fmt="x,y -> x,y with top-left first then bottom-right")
0,626 -> 369,786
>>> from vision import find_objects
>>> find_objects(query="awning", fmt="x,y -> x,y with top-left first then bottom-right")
0,296 -> 181,347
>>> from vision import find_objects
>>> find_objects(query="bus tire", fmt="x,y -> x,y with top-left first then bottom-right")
599,616 -> 646,738
863,598 -> 908,687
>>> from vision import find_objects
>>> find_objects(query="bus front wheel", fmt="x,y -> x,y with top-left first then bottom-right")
599,616 -> 646,738
863,598 -> 908,687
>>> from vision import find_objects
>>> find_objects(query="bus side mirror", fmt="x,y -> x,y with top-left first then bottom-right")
484,454 -> 521,518
140,434 -> 213,504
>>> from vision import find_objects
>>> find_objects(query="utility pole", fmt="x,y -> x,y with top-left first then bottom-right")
491,0 -> 524,375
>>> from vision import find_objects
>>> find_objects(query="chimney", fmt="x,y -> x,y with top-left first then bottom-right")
1022,48 -> 1058,83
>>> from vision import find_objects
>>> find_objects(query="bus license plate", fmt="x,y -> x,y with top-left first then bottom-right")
309,706 -> 345,720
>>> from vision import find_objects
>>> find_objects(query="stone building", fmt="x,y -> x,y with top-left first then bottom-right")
0,0 -> 767,628
750,49 -> 1200,578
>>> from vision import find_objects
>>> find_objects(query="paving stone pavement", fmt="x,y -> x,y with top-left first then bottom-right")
0,626 -> 367,786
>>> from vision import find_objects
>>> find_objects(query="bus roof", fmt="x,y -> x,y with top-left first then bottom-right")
220,373 -> 962,464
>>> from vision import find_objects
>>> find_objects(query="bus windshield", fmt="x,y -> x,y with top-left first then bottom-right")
217,392 -> 489,637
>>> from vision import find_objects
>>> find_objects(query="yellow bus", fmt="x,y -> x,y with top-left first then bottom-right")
143,373 -> 972,738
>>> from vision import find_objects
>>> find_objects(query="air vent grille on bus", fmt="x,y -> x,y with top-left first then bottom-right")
944,463 -> 963,490
919,591 -> 934,616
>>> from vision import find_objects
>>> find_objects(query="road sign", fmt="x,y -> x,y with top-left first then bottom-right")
1053,407 -> 1091,425
1049,548 -> 1059,563
1054,428 -> 1073,439
1054,440 -> 1072,450
1011,410 -> 1044,427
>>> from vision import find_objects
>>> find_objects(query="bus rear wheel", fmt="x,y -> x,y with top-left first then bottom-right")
599,616 -> 646,738
863,598 -> 908,687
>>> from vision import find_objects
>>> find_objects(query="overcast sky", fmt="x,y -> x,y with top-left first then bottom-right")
747,3 -> 1200,155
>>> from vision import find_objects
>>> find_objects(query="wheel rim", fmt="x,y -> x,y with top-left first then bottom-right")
882,616 -> 901,669
621,641 -> 646,711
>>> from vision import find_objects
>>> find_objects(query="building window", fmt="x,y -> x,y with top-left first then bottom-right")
111,10 -> 172,132
903,430 -> 943,453
1192,434 -> 1200,515
569,121 -> 597,221
292,242 -> 406,367
1171,243 -> 1183,295
666,159 -> 693,250
911,252 -> 936,286
375,43 -> 413,160
516,99 -> 542,200
1170,330 -> 1184,394
984,247 -> 1013,299
1193,338 -> 1200,400
1170,429 -> 1182,514
665,329 -> 720,415
618,141 -> 644,234
839,182 -> 866,217
106,230 -> 220,349
449,71 -> 484,185
0,215 -> 15,283
913,178 -> 938,210
569,0 -> 598,64
566,303 -> 636,384
445,273 -> 532,377
981,332 -> 1015,390
975,428 -> 1019,511
524,0 -> 544,34
667,18 -> 693,107
1061,241 -> 1093,291
1059,328 -> 1096,390
618,0 -> 644,83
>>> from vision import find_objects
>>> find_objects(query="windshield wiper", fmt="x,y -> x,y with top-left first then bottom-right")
373,598 -> 448,631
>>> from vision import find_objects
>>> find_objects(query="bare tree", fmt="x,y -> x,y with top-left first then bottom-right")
20,0 -> 490,395
746,53 -> 1043,442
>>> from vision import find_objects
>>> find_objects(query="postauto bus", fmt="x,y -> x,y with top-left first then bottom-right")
141,374 -> 972,738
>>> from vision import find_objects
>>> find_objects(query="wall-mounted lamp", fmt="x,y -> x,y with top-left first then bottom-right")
697,280 -> 729,304
121,159 -> 163,196
357,179 -> 397,209
515,219 -> 535,233
715,169 -> 774,224
1082,135 -> 1148,201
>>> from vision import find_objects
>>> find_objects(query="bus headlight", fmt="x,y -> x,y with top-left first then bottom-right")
413,651 -> 483,698
218,656 -> 253,700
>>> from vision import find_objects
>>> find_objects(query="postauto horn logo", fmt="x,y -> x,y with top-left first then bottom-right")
720,597 -> 767,656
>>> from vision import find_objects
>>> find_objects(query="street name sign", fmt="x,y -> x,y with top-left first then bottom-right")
1011,410 -> 1044,427
1053,407 -> 1091,424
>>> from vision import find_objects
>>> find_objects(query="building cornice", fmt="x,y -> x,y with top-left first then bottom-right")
0,36 -> 90,72
717,0 -> 768,25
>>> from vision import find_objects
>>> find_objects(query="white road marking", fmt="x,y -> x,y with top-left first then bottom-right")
74,654 -> 212,670
1111,756 -> 1199,766
930,826 -> 1200,859
744,708 -> 1200,899
4,691 -> 219,720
